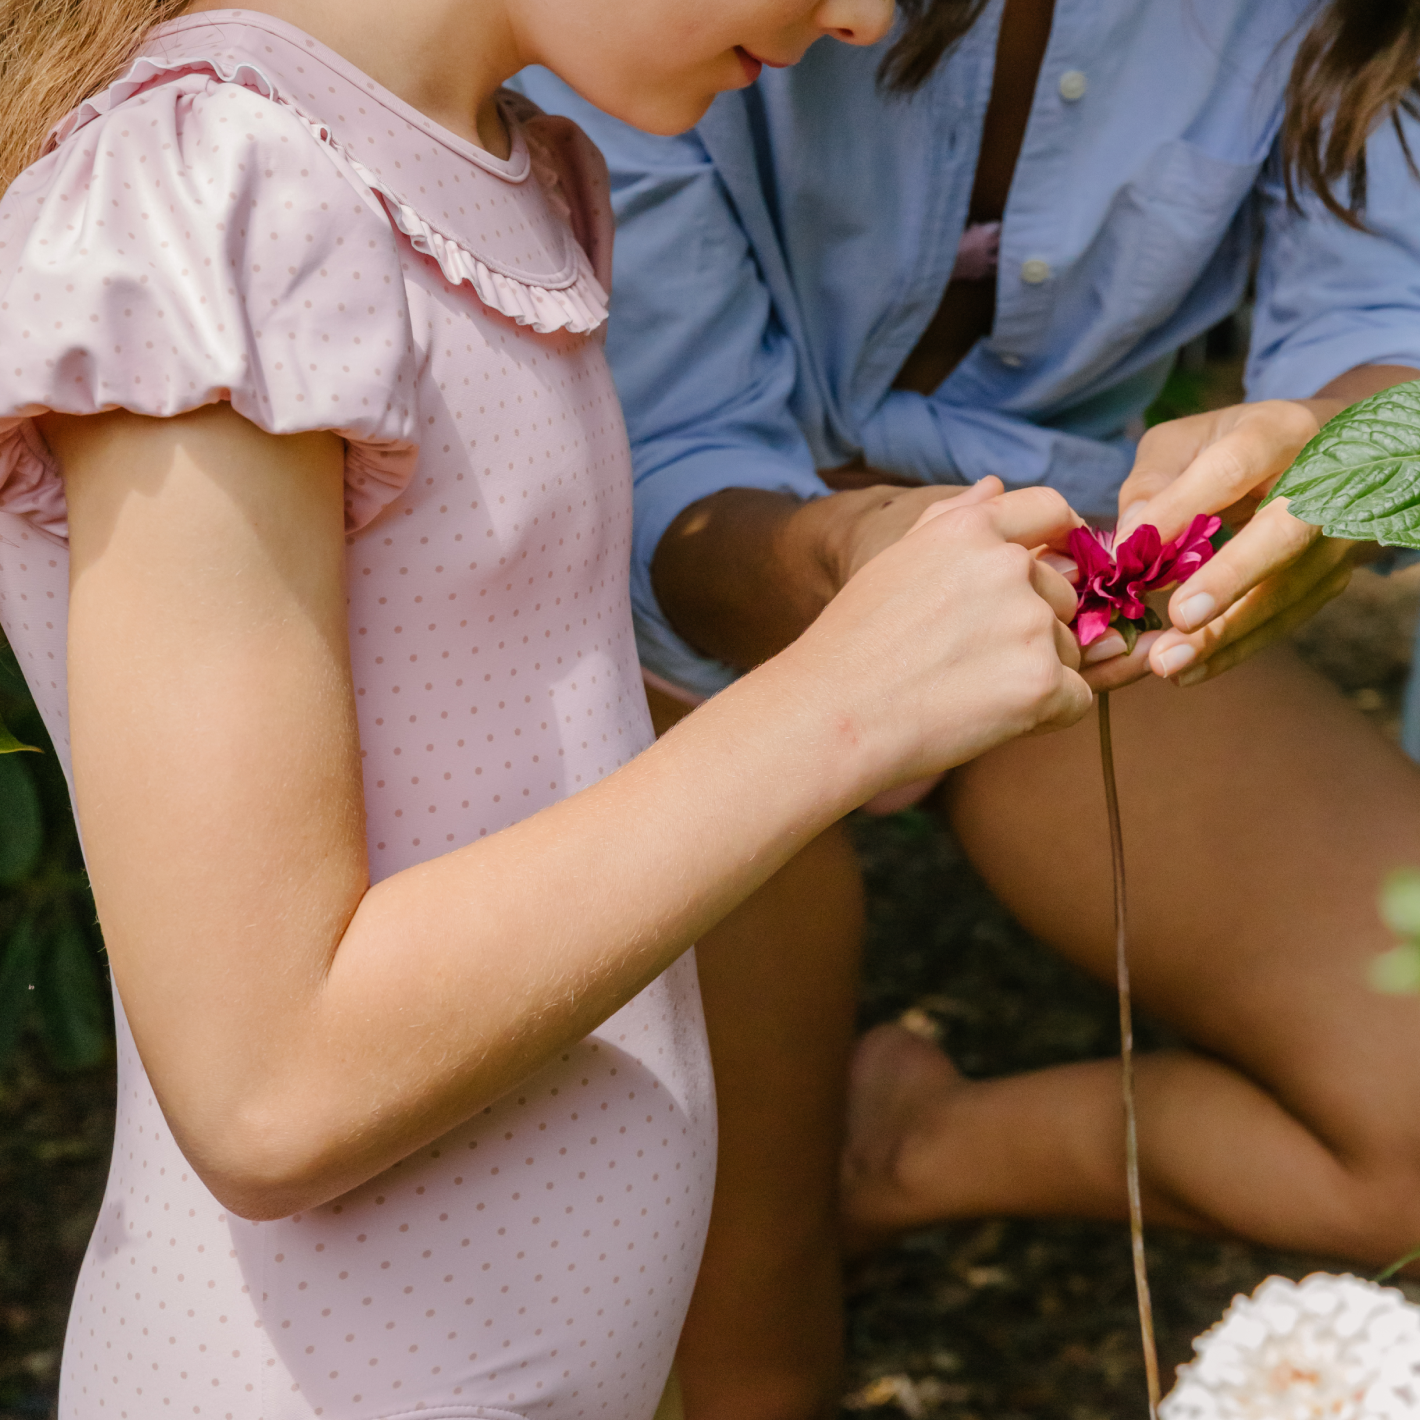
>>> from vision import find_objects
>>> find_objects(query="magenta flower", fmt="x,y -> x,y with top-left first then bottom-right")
1069,514 -> 1222,649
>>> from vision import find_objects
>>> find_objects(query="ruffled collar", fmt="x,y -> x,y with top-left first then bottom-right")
48,9 -> 603,317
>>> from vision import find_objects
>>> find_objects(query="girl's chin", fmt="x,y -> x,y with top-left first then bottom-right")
734,46 -> 763,83
602,86 -> 716,138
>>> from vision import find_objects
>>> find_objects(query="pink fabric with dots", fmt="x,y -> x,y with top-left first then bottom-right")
0,13 -> 715,1420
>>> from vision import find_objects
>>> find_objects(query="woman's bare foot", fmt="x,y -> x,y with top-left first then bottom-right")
840,1017 -> 973,1256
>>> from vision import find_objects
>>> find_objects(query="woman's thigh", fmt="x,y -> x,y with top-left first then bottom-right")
946,644 -> 1420,1157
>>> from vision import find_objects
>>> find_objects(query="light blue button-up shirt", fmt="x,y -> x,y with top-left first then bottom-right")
516,0 -> 1420,698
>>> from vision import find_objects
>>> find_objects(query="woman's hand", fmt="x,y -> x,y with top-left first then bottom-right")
1112,399 -> 1355,686
1087,366 -> 1418,690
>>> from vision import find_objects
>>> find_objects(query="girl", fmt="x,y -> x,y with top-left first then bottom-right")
519,1 -> 1420,1415
0,0 -> 1094,1417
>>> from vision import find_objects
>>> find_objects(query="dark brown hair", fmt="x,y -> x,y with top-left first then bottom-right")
1282,0 -> 1420,227
878,0 -> 989,93
881,0 -> 1420,229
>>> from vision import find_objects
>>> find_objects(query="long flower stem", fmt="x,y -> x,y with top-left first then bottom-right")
1098,691 -> 1161,1418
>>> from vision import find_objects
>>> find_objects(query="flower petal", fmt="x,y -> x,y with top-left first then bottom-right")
1114,523 -> 1163,582
1068,526 -> 1115,582
1074,603 -> 1115,645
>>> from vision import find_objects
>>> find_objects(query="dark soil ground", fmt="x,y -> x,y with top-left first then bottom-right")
5,509 -> 1420,1417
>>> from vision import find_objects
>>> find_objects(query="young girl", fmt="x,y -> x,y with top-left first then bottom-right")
0,0 -> 1095,1416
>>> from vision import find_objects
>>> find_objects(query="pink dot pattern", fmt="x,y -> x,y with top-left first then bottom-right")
0,15 -> 715,1420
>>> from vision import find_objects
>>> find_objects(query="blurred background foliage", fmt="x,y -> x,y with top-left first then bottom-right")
1,627 -> 112,1417
0,631 -> 108,1078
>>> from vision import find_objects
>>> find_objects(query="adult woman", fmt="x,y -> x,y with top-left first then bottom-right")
0,0 -> 1097,1414
519,2 -> 1420,1416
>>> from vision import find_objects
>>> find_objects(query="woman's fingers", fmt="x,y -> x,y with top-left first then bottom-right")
1082,629 -> 1127,664
1116,411 -> 1222,517
1149,534 -> 1356,681
1080,631 -> 1163,693
1118,401 -> 1319,541
1167,562 -> 1354,687
1166,499 -> 1321,632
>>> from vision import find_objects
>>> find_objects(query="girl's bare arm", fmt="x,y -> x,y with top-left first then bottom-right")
53,403 -> 1088,1220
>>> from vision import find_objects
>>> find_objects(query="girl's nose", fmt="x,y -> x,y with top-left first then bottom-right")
815,0 -> 895,47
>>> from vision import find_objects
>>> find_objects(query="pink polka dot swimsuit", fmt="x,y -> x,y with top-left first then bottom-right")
0,13 -> 715,1419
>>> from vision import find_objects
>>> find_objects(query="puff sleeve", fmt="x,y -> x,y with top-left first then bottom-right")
0,71 -> 422,542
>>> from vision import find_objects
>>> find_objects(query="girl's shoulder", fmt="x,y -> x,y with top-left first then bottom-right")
0,11 -> 612,544
0,63 -> 420,543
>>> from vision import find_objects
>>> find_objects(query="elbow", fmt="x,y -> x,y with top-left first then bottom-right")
198,1154 -> 336,1225
207,1173 -> 324,1225
178,1099 -> 356,1222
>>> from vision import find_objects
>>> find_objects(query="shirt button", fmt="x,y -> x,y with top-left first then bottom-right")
1059,69 -> 1088,101
1021,258 -> 1053,285
1000,353 -> 1024,368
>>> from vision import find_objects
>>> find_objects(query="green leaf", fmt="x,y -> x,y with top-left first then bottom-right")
1368,942 -> 1420,995
36,922 -> 108,1071
0,707 -> 40,754
0,914 -> 41,1068
1112,609 -> 1160,657
1260,380 -> 1420,547
1380,867 -> 1420,937
0,753 -> 42,885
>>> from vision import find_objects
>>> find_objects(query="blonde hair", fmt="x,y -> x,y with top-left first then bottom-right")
0,0 -> 188,193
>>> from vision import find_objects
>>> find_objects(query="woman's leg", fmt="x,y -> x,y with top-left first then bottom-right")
646,687 -> 863,1420
843,646 -> 1420,1265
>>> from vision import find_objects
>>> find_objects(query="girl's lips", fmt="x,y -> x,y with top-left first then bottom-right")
735,46 -> 792,81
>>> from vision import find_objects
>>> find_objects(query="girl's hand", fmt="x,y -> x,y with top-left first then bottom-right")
782,477 -> 1094,796
1103,398 -> 1358,688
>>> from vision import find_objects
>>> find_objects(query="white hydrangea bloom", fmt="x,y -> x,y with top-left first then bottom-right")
1161,1273 -> 1420,1420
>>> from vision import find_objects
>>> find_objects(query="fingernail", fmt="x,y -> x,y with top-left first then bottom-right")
1175,592 -> 1216,630
1039,552 -> 1079,583
1083,633 -> 1127,665
1155,643 -> 1196,676
1117,500 -> 1149,535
